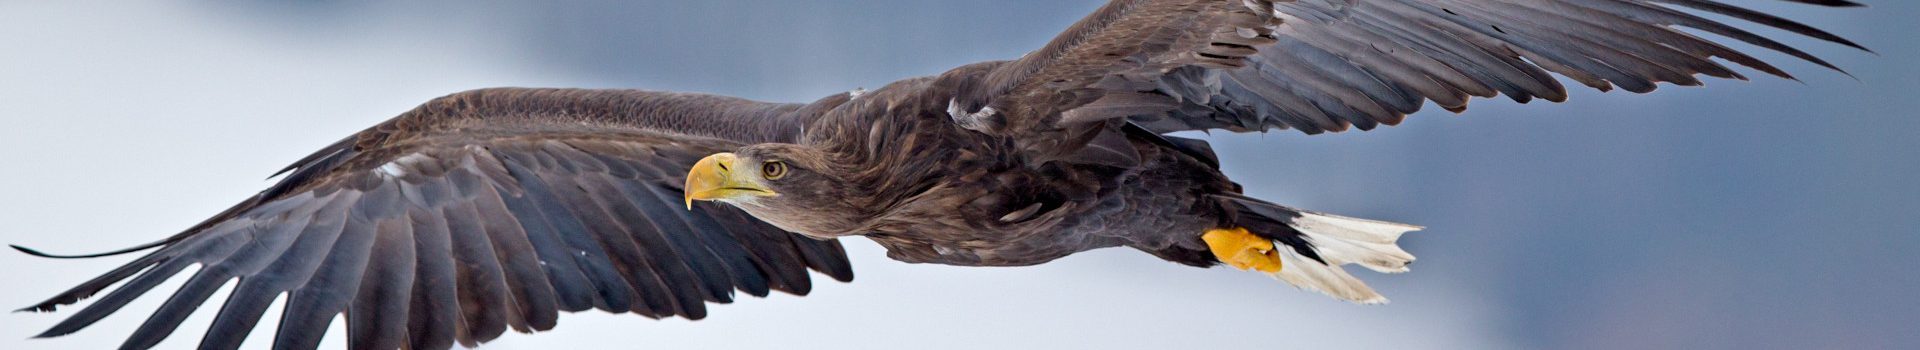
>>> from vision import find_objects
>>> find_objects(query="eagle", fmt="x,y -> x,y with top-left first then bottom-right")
14,0 -> 1864,349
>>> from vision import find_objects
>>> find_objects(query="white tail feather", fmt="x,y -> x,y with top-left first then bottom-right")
1269,210 -> 1421,304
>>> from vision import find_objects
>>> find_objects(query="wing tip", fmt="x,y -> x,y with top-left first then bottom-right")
10,244 -> 48,257
825,267 -> 855,283
30,331 -> 65,339
10,242 -> 163,260
1809,0 -> 1868,8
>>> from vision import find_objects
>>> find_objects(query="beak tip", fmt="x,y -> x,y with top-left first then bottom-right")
685,152 -> 770,212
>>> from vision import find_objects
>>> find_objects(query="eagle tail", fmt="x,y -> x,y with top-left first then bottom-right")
1222,196 -> 1421,304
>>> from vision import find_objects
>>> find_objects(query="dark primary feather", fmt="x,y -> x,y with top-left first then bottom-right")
20,88 -> 854,349
972,0 -> 1867,136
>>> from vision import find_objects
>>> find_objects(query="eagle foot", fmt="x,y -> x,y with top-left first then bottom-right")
1202,227 -> 1281,273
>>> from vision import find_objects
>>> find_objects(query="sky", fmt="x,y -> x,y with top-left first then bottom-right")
0,1 -> 1911,349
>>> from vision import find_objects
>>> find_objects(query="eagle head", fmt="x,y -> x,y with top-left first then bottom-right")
683,144 -> 865,238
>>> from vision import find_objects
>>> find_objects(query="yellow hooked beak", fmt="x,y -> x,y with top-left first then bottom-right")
684,152 -> 777,210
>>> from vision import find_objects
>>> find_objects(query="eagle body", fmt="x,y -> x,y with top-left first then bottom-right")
13,0 -> 1867,349
770,71 -> 1238,267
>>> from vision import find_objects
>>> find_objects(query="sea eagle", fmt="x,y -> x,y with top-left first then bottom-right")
15,0 -> 1865,349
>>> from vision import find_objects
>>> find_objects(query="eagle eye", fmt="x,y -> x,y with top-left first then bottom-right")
761,160 -> 789,180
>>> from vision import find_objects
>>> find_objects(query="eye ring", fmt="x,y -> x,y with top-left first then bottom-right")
761,160 -> 789,180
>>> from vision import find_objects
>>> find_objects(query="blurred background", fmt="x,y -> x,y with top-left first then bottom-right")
0,1 -> 1910,349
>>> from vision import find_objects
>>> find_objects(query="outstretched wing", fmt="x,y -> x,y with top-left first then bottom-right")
17,88 -> 855,350
969,0 -> 1866,134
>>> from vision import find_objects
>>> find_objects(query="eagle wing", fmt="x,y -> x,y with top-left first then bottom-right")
19,88 -> 855,350
970,0 -> 1866,135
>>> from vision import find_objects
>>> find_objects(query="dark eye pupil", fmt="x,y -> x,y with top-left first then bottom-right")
763,161 -> 787,178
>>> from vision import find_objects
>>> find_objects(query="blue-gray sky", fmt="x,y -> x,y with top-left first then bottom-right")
1,1 -> 1910,349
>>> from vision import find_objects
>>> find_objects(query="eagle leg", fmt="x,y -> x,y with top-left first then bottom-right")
1200,227 -> 1282,273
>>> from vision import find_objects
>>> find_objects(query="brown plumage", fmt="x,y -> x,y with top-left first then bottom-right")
15,0 -> 1864,349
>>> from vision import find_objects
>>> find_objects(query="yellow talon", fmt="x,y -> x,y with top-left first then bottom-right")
1203,227 -> 1283,273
